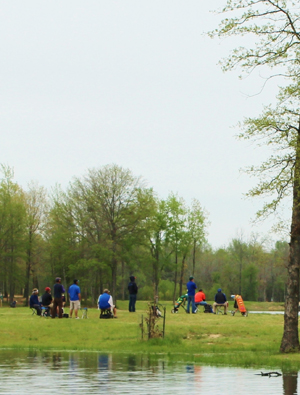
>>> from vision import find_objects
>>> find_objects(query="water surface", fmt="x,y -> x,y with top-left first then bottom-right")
0,350 -> 296,395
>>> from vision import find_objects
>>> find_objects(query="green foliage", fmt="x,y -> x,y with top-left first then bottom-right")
242,264 -> 258,301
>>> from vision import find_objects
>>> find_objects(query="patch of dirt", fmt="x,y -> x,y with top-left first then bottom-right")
208,334 -> 221,338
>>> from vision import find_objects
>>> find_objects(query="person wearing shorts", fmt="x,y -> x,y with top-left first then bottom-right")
68,279 -> 81,319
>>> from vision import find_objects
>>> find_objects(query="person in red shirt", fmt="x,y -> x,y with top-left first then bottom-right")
195,289 -> 207,307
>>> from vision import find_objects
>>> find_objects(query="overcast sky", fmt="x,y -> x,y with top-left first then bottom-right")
0,1 -> 290,248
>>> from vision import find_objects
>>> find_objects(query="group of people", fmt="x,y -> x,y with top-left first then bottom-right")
30,274 -> 230,317
97,275 -> 138,317
29,277 -> 81,319
186,276 -> 228,314
30,275 -> 139,319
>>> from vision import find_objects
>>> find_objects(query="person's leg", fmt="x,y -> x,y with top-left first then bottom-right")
69,301 -> 73,318
192,296 -> 196,313
58,298 -> 63,318
74,300 -> 80,318
35,305 -> 41,316
187,296 -> 191,313
129,296 -> 132,312
213,302 -> 217,313
199,301 -> 207,306
52,298 -> 57,318
132,294 -> 136,312
224,302 -> 228,314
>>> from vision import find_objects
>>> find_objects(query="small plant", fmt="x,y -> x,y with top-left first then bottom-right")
141,302 -> 165,340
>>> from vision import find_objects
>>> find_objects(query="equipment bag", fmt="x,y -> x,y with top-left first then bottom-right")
204,304 -> 213,313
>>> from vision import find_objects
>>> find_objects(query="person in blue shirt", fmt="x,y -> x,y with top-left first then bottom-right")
29,288 -> 42,316
98,289 -> 117,318
68,279 -> 81,319
186,276 -> 197,314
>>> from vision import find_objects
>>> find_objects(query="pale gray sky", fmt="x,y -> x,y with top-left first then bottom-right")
0,1 -> 290,248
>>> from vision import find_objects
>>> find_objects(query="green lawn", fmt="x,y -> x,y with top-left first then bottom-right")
1,300 -> 299,370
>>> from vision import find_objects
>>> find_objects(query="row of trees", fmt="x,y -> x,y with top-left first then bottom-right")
0,164 -> 207,305
0,164 -> 289,307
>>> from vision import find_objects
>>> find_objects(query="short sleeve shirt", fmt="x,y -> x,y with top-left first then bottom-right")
68,284 -> 81,301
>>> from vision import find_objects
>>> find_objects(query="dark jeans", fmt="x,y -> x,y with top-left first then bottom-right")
187,295 -> 196,313
129,294 -> 137,312
33,305 -> 41,316
52,297 -> 63,318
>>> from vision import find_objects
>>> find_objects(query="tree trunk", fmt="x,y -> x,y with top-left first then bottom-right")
121,261 -> 125,301
153,243 -> 159,299
24,231 -> 33,306
280,123 -> 300,353
179,254 -> 187,296
283,371 -> 298,395
24,262 -> 31,306
172,249 -> 178,304
192,239 -> 196,276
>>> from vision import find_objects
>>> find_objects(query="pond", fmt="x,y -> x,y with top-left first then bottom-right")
0,350 -> 297,395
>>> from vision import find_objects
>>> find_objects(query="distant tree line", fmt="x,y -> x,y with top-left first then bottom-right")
0,164 -> 288,305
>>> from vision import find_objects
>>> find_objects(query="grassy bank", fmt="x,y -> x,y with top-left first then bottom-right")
1,300 -> 299,370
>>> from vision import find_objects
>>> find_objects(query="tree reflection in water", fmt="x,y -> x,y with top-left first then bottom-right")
283,372 -> 298,395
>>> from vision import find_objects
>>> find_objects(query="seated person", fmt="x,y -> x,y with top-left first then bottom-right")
213,288 -> 228,314
195,289 -> 207,306
98,289 -> 117,318
41,287 -> 53,309
29,288 -> 42,316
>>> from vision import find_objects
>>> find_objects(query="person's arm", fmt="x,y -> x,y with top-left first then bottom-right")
78,293 -> 81,301
62,285 -> 66,293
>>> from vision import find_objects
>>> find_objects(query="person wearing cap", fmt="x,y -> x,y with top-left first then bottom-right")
186,276 -> 197,314
128,275 -> 138,312
213,288 -> 228,314
98,289 -> 117,318
52,277 -> 65,319
68,279 -> 81,319
29,288 -> 42,316
42,287 -> 53,309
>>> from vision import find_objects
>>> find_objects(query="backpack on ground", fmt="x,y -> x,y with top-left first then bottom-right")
204,304 -> 213,313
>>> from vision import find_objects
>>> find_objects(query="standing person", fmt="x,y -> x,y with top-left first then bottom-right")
128,275 -> 138,312
186,276 -> 197,314
68,279 -> 81,319
213,288 -> 228,314
195,289 -> 207,307
30,288 -> 42,316
52,277 -> 65,319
